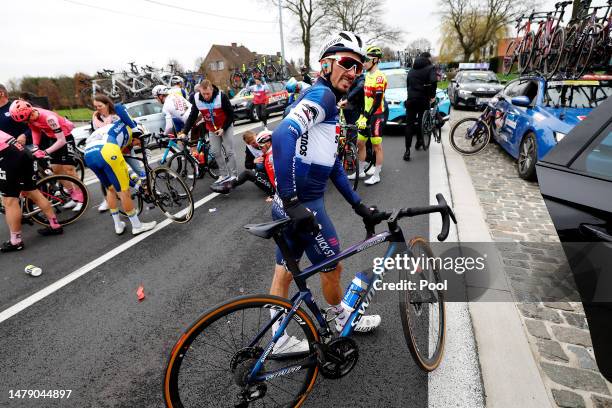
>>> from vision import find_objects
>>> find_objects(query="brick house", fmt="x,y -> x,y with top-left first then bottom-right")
201,43 -> 297,92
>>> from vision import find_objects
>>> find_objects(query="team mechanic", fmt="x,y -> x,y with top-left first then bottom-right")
269,31 -> 382,355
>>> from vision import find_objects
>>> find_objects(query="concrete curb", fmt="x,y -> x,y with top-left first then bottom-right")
440,129 -> 552,407
428,137 -> 485,408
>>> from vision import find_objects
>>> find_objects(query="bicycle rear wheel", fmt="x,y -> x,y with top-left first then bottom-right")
449,117 -> 491,155
544,27 -> 565,78
163,295 -> 319,408
73,156 -> 86,181
26,175 -> 89,227
151,167 -> 194,223
168,152 -> 197,192
399,237 -> 445,371
421,110 -> 433,151
343,142 -> 359,191
518,32 -> 535,74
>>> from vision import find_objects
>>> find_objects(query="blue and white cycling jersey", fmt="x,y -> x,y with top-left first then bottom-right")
272,78 -> 360,206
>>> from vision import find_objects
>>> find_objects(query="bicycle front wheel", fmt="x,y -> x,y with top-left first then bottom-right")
168,152 -> 197,192
151,167 -> 194,223
449,117 -> 491,155
26,175 -> 89,226
163,295 -> 319,408
399,237 -> 445,372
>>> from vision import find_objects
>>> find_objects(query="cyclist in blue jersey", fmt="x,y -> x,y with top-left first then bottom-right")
269,31 -> 382,354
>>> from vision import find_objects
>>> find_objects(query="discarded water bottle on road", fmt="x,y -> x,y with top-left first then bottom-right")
24,264 -> 42,277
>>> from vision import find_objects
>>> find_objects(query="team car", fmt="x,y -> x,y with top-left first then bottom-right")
381,63 -> 451,126
230,81 -> 289,122
448,69 -> 505,108
489,75 -> 612,180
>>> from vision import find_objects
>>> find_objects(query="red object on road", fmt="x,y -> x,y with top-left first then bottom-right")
137,285 -> 145,302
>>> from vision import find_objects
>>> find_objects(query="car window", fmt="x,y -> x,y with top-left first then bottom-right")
148,103 -> 163,114
573,123 -> 612,180
544,82 -> 612,108
127,104 -> 147,118
460,71 -> 498,83
386,72 -> 407,89
268,83 -> 279,92
504,80 -> 528,98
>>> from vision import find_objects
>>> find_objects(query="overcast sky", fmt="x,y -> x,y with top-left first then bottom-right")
0,0 -> 557,84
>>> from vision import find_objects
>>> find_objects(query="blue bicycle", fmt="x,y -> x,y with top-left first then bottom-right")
164,194 -> 456,408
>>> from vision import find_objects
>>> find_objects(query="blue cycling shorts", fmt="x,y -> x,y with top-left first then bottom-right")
272,197 -> 340,272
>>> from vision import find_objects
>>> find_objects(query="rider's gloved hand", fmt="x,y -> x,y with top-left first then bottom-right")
33,149 -> 48,159
356,115 -> 368,131
282,196 -> 319,235
352,202 -> 379,225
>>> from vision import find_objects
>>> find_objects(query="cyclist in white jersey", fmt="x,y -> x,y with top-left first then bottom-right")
152,85 -> 192,135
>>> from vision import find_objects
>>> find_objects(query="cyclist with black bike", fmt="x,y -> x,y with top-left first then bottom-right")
0,130 -> 63,252
83,104 -> 156,236
269,31 -> 382,354
405,51 -> 437,161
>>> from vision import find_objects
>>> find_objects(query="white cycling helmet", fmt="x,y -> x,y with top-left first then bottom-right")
318,31 -> 365,62
256,130 -> 272,146
152,85 -> 170,97
171,76 -> 184,85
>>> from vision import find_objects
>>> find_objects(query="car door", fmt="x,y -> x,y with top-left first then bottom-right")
449,72 -> 461,101
536,97 -> 612,381
493,80 -> 521,148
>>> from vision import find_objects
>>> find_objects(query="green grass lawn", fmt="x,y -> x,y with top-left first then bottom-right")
57,108 -> 93,122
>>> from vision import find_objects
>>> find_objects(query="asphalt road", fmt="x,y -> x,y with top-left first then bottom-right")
0,119 -> 431,408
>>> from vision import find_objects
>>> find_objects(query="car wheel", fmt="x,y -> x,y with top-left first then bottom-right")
250,105 -> 259,122
518,132 -> 538,180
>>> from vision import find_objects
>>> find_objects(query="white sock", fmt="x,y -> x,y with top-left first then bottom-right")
126,209 -> 142,228
374,165 -> 382,177
359,162 -> 368,173
110,209 -> 122,227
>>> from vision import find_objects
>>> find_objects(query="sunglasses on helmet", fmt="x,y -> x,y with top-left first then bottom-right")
327,55 -> 363,74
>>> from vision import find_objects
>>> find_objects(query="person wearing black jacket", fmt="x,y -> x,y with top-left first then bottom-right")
404,52 -> 437,161
181,80 -> 237,183
300,66 -> 313,85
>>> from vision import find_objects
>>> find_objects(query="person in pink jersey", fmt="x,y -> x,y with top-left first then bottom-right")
0,130 -> 63,252
9,100 -> 84,211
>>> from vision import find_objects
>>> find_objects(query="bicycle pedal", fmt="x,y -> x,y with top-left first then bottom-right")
323,307 -> 340,323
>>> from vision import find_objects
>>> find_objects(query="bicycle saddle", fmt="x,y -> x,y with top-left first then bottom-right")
244,218 -> 291,239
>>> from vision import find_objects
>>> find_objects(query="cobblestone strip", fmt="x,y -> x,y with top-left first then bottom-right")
452,111 -> 612,408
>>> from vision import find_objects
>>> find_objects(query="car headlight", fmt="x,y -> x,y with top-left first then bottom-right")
554,132 -> 566,142
459,90 -> 473,96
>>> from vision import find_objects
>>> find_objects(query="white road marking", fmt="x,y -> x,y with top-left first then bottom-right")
0,192 -> 219,324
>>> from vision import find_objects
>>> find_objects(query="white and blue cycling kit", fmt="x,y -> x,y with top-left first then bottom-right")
272,78 -> 361,270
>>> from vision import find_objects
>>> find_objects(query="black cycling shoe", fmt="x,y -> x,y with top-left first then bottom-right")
1,240 -> 25,253
403,152 -> 411,161
37,226 -> 64,236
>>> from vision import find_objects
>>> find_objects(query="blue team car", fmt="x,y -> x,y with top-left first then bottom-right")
379,62 -> 451,126
488,75 -> 612,179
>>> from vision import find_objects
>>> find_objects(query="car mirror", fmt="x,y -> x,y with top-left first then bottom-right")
511,96 -> 531,107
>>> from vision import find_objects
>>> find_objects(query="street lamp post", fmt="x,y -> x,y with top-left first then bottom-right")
278,0 -> 287,78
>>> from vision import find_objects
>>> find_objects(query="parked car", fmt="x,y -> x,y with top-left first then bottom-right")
230,81 -> 289,122
73,98 -> 165,150
382,66 -> 451,126
489,76 -> 612,179
448,70 -> 504,108
536,95 -> 612,382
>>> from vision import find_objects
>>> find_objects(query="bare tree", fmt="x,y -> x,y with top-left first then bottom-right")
438,0 -> 537,61
320,0 -> 403,44
406,38 -> 432,54
268,0 -> 326,69
167,58 -> 185,73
